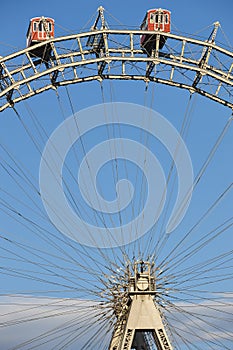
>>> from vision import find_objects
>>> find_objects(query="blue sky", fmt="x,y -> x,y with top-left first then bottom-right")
1,0 -> 233,53
0,1 -> 233,349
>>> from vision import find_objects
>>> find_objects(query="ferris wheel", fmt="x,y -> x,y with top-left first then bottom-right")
0,6 -> 232,350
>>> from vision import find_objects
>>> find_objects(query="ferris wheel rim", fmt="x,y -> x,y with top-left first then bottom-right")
0,28 -> 233,112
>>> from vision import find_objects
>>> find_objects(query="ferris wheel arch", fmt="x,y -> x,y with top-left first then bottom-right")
0,29 -> 233,112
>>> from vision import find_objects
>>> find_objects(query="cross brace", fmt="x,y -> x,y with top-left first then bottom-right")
108,262 -> 173,350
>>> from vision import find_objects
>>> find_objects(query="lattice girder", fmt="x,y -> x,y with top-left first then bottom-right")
0,29 -> 233,111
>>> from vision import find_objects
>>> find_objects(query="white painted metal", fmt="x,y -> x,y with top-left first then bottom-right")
0,25 -> 233,111
108,262 -> 173,350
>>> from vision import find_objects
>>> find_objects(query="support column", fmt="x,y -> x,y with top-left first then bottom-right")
108,261 -> 173,350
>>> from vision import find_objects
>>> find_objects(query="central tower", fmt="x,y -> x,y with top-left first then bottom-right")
109,261 -> 173,350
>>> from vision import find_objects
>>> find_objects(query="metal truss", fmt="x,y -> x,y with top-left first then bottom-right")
0,27 -> 233,111
108,261 -> 173,350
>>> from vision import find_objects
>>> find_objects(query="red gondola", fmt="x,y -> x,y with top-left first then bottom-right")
140,9 -> 171,54
26,17 -> 54,58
